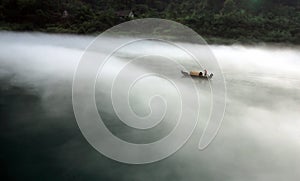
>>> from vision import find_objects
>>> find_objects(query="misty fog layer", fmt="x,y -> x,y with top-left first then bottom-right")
1,32 -> 300,180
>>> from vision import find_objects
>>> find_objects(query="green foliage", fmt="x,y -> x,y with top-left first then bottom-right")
221,0 -> 237,14
0,0 -> 299,44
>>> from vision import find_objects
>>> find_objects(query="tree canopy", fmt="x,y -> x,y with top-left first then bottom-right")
0,0 -> 299,44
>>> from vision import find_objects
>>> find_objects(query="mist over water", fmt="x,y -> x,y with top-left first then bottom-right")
1,32 -> 300,180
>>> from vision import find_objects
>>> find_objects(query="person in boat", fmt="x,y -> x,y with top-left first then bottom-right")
204,69 -> 207,76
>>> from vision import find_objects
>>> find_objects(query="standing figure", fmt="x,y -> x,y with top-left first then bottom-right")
204,69 -> 207,76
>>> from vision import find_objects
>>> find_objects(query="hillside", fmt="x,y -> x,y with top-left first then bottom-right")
0,0 -> 299,44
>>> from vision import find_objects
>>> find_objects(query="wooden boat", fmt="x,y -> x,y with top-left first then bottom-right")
181,70 -> 213,79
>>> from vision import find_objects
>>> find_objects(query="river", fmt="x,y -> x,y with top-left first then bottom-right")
0,31 -> 300,180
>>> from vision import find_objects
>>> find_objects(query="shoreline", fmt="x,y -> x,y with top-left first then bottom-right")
1,30 -> 299,48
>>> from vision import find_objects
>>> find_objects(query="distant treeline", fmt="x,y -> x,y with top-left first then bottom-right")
0,0 -> 299,44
